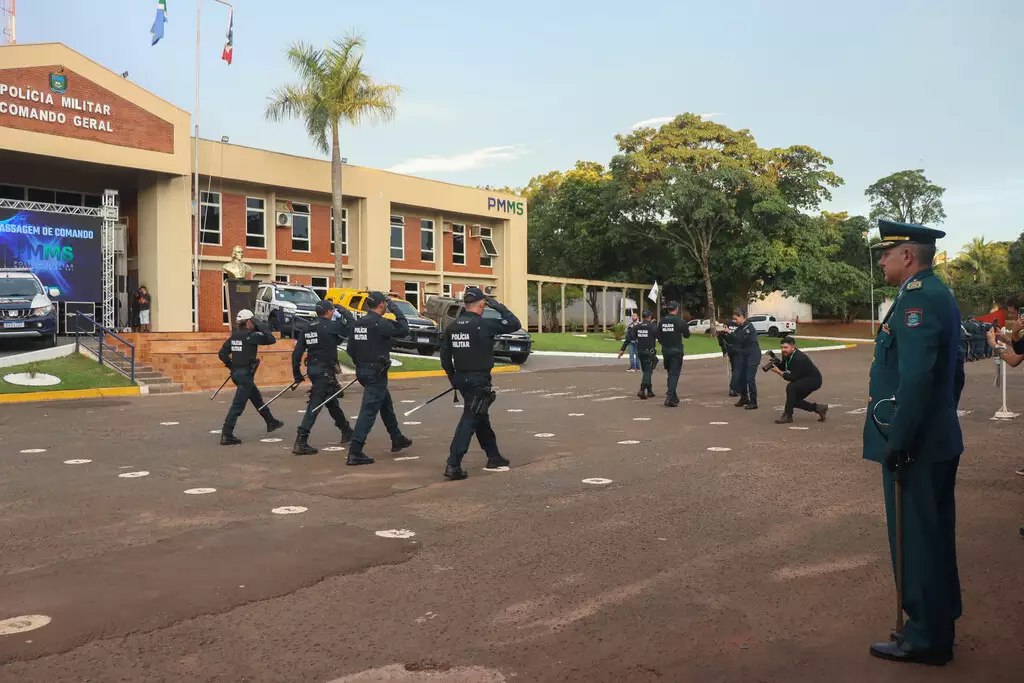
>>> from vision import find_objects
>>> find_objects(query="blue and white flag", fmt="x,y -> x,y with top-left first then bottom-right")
151,0 -> 168,46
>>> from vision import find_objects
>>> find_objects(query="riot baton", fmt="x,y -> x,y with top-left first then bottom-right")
258,375 -> 305,412
404,387 -> 456,417
871,395 -> 905,635
310,376 -> 359,414
210,374 -> 232,400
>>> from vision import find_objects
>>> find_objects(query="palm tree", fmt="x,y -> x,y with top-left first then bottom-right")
266,35 -> 400,284
959,236 -> 998,284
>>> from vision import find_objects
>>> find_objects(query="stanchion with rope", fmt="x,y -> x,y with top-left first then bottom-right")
993,349 -> 1019,420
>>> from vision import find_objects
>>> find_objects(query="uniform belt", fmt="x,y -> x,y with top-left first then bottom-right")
456,368 -> 491,375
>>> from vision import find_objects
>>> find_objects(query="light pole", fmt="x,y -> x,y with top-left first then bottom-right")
865,230 -> 875,331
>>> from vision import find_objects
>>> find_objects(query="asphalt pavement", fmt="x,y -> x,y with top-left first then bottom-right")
0,348 -> 1021,682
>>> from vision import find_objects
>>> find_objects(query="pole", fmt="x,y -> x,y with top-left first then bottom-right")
210,373 -> 231,399
894,474 -> 905,633
192,0 -> 201,332
868,236 -> 875,332
403,387 -> 456,417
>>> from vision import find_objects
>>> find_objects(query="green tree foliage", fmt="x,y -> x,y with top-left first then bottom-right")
865,169 -> 947,226
1008,230 -> 1024,289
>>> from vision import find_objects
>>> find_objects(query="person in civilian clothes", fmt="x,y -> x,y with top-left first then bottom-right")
617,310 -> 659,399
766,336 -> 828,424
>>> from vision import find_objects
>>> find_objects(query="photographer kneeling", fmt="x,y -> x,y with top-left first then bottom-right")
766,336 -> 828,424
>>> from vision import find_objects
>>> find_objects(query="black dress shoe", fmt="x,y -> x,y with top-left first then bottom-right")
347,452 -> 374,466
774,413 -> 793,424
391,436 -> 413,453
869,640 -> 952,666
745,403 -> 759,410
444,464 -> 468,480
728,391 -> 739,397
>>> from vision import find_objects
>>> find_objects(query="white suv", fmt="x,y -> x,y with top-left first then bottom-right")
253,283 -> 321,338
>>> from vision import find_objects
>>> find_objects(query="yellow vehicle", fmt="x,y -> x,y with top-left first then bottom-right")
324,287 -> 441,356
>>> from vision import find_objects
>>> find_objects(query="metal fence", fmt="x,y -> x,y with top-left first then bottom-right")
73,312 -> 135,383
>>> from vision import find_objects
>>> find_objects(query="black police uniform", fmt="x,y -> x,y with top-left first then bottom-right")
620,315 -> 659,398
440,288 -> 521,478
291,302 -> 356,455
217,319 -> 282,443
657,307 -> 690,406
346,293 -> 411,462
728,318 -> 761,408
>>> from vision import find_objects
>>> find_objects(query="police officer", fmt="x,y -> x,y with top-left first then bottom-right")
715,322 -> 740,397
864,219 -> 964,665
216,309 -> 284,445
727,308 -> 761,410
617,309 -> 659,399
440,287 -> 521,480
291,300 -> 356,456
345,291 -> 413,465
657,301 -> 690,407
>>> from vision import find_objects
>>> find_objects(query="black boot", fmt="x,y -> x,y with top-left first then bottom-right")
728,390 -> 739,397
637,388 -> 648,400
444,464 -> 468,480
486,454 -> 510,469
347,449 -> 374,466
390,436 -> 413,453
265,417 -> 285,433
745,402 -> 759,410
735,396 -> 749,407
339,422 -> 353,444
646,386 -> 656,398
815,404 -> 829,422
774,413 -> 793,424
292,435 -> 318,456
220,429 -> 241,446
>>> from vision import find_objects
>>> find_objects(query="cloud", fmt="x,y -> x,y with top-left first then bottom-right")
387,145 -> 525,175
629,113 -> 723,130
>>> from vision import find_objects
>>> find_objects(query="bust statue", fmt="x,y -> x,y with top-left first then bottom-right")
222,246 -> 253,280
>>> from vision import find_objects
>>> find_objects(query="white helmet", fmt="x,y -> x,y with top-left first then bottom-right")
236,309 -> 254,322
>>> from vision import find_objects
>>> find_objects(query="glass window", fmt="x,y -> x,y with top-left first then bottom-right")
83,194 -> 102,208
390,215 -> 405,260
478,226 -> 498,266
311,276 -> 329,300
260,287 -> 273,302
404,282 -> 420,310
246,197 -> 266,249
291,202 -> 310,252
331,207 -> 348,256
275,287 -> 319,305
55,191 -> 83,206
275,273 -> 288,284
421,219 -> 434,262
392,298 -> 419,317
27,188 -> 56,203
442,283 -> 452,297
451,223 -> 466,266
200,191 -> 221,245
221,273 -> 229,325
0,184 -> 24,200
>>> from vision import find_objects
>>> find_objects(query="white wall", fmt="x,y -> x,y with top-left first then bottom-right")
749,291 -> 813,321
528,292 -> 633,328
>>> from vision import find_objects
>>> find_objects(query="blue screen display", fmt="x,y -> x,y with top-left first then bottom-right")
0,208 -> 103,301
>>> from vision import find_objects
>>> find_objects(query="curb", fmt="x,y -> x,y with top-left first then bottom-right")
529,344 -> 855,360
0,385 -> 141,404
388,365 -> 521,380
0,343 -> 76,369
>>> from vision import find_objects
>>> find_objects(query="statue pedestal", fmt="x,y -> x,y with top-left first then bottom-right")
225,279 -> 260,323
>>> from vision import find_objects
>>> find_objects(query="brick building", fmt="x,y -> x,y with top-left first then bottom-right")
0,43 -> 528,332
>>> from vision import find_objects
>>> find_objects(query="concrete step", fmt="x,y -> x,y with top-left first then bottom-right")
146,382 -> 183,394
137,376 -> 173,385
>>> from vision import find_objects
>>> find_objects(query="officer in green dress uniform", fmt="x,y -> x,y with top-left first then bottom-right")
864,219 -> 964,666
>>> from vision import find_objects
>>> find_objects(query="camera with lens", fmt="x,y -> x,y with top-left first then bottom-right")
761,350 -> 783,373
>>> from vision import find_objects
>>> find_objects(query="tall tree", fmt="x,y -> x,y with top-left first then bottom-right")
1009,230 -> 1024,288
958,237 -> 1004,284
266,35 -> 400,284
865,169 -> 947,225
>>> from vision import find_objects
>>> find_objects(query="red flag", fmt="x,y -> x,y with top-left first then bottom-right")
221,9 -> 233,65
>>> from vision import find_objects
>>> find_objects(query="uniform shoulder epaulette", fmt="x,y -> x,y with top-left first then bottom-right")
906,280 -> 923,290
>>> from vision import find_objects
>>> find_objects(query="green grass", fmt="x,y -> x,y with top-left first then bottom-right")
529,332 -> 846,355
0,353 -> 134,394
337,349 -> 442,373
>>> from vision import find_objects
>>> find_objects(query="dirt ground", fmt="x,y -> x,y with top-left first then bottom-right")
0,347 -> 1021,682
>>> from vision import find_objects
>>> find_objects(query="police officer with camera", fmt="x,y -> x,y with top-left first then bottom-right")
291,300 -> 356,456
657,301 -> 690,407
440,287 -> 521,480
217,309 -> 284,445
617,309 -> 659,399
345,291 -> 413,465
726,308 -> 760,410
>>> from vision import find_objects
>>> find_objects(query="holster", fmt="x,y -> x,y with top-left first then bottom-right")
375,356 -> 392,379
249,358 -> 261,374
468,390 -> 496,415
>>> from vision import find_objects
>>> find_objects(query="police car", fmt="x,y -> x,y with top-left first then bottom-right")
253,282 -> 321,338
0,268 -> 60,347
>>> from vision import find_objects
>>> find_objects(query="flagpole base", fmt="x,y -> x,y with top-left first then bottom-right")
993,410 -> 1019,420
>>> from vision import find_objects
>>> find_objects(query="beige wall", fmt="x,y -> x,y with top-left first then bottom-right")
137,174 -> 193,330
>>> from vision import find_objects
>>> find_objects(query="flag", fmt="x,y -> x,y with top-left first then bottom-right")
647,281 -> 659,303
150,0 -> 168,46
221,9 -> 234,64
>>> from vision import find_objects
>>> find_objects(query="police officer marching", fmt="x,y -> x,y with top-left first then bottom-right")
440,287 -> 521,481
657,301 -> 689,407
725,308 -> 761,410
617,310 -> 658,399
216,309 -> 284,445
291,300 -> 356,456
345,291 -> 413,465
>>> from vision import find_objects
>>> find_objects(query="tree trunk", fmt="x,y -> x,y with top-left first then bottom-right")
702,255 -> 716,321
586,290 -> 600,332
330,121 -> 344,286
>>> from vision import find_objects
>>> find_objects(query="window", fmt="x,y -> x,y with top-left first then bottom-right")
311,276 -> 329,300
221,273 -> 229,325
748,315 -> 766,323
83,194 -> 102,208
0,184 -> 24,200
405,282 -> 420,310
442,283 -> 452,297
331,207 -> 348,256
421,219 -> 434,262
200,191 -> 221,245
451,223 -> 466,266
246,197 -> 266,249
55,191 -> 82,206
390,215 -> 405,260
26,187 -> 56,203
291,202 -> 310,252
260,287 -> 273,302
477,226 -> 498,267
275,274 -> 288,284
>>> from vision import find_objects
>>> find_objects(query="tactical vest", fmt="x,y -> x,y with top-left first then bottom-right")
227,329 -> 258,369
302,318 -> 339,369
448,312 -> 494,373
635,321 -> 657,352
658,315 -> 684,349
348,313 -> 391,365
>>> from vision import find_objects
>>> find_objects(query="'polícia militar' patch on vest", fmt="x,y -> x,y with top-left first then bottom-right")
905,309 -> 923,327
231,340 -> 243,352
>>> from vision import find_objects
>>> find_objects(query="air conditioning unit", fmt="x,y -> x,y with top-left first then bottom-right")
276,212 -> 293,228
470,225 -> 484,238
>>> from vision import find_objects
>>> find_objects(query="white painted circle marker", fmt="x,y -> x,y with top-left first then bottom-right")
633,417 -> 651,421
260,438 -> 283,443
3,372 -> 60,387
534,433 -> 555,438
618,440 -> 641,445
20,449 -> 46,454
209,429 -> 221,434
376,529 -> 416,539
789,426 -> 809,431
707,447 -> 732,452
710,421 -> 728,425
297,410 -> 305,413
118,465 -> 133,469
118,471 -> 150,478
403,421 -> 421,425
184,488 -> 217,495
582,478 -> 613,485
568,413 -> 585,417
322,446 -> 345,452
507,408 -> 523,413
847,407 -> 868,414
63,459 -> 92,465
483,465 -> 510,472
0,615 -> 51,636
272,506 -> 307,515
394,456 -> 420,461
160,421 -> 179,426
401,400 -> 415,403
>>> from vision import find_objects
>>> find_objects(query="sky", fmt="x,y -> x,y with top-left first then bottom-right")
15,0 -> 1023,255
